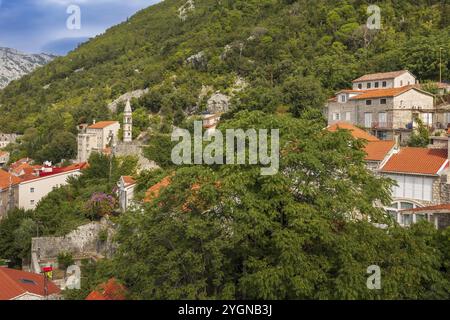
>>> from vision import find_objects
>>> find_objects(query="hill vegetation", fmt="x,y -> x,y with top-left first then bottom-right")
0,0 -> 449,162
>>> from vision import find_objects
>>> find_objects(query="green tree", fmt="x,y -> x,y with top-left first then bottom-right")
408,117 -> 430,147
282,76 -> 326,117
104,111 -> 450,300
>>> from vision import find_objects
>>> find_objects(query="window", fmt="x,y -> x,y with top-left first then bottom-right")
382,81 -> 387,87
380,98 -> 387,105
345,112 -> 351,121
340,95 -> 347,103
400,202 -> 414,210
366,100 -> 372,106
378,112 -> 387,124
387,174 -> 434,202
375,82 -> 379,88
332,113 -> 341,121
421,113 -> 432,126
364,113 -> 373,128
400,80 -> 403,86
30,200 -> 35,206
20,279 -> 37,285
367,83 -> 372,89
416,214 -> 428,222
387,210 -> 398,222
30,187 -> 35,193
402,214 -> 413,226
358,83 -> 362,90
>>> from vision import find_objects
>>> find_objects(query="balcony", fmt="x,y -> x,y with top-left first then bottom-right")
371,121 -> 393,129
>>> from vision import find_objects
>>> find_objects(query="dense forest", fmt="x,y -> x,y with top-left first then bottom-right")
0,0 -> 449,162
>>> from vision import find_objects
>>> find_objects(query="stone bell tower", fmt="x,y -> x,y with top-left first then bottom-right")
123,100 -> 133,143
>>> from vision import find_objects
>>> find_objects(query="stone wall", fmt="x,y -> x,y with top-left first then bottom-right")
115,142 -> 158,172
434,213 -> 450,230
31,219 -> 116,262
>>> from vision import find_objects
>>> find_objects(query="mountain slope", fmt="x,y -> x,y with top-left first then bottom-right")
0,47 -> 55,89
0,0 -> 448,162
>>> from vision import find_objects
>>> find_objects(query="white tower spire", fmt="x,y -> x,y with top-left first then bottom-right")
123,100 -> 133,143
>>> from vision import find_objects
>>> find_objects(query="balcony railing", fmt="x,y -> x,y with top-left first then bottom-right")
371,121 -> 393,129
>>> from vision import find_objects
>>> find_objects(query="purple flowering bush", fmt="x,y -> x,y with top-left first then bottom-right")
85,192 -> 116,219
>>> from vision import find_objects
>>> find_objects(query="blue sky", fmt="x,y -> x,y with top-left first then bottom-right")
0,0 -> 161,55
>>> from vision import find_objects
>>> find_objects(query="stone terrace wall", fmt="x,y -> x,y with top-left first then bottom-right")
31,219 -> 116,261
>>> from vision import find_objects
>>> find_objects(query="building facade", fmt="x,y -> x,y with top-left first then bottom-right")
0,170 -> 21,220
118,176 -> 136,212
0,151 -> 10,166
326,71 -> 435,142
77,121 -> 120,163
327,122 -> 450,229
18,163 -> 86,210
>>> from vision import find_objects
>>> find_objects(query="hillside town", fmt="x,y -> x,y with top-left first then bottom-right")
0,0 -> 449,304
1,69 -> 450,299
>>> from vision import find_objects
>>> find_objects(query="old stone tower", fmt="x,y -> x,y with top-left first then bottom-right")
123,100 -> 133,143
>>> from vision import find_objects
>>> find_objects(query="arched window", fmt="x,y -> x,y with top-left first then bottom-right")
384,201 -> 430,227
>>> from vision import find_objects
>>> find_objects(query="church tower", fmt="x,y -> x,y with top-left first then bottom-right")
123,100 -> 133,143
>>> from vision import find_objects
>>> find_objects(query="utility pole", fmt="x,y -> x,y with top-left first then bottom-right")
439,47 -> 443,84
6,173 -> 13,218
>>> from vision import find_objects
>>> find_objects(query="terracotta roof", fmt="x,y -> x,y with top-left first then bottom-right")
352,70 -> 410,82
122,176 -> 136,186
10,158 -> 32,169
19,163 -> 87,182
327,122 -> 380,142
349,85 -> 420,100
86,278 -> 126,300
10,163 -> 40,176
0,267 -> 60,300
364,140 -> 396,161
88,121 -> 119,129
401,203 -> 450,213
0,151 -> 9,157
0,169 -> 22,190
381,148 -> 448,175
144,176 -> 172,203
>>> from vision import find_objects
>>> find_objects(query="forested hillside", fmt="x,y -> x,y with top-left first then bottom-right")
0,0 -> 449,161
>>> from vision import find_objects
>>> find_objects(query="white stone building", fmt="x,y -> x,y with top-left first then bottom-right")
117,176 -> 136,212
0,151 -> 9,166
326,70 -> 435,142
18,163 -> 87,210
327,122 -> 450,229
77,121 -> 120,163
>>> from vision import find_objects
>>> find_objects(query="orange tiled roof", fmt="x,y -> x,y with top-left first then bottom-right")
0,267 -> 60,300
349,85 -> 419,100
86,278 -> 126,300
381,147 -> 448,175
88,121 -> 118,129
0,151 -> 9,157
10,158 -> 32,170
364,140 -> 396,161
401,203 -> 450,213
10,163 -> 40,176
122,176 -> 136,186
352,70 -> 410,82
0,169 -> 22,190
327,122 -> 380,142
144,176 -> 172,203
